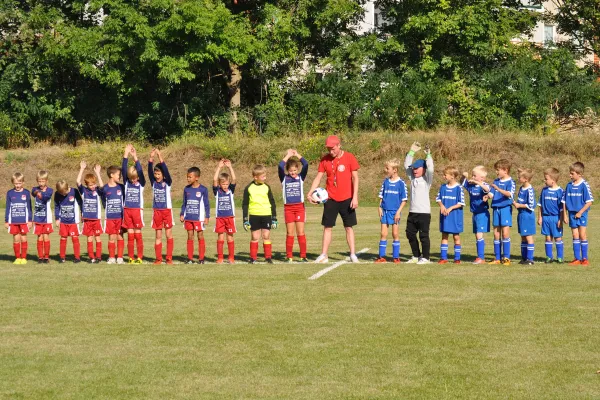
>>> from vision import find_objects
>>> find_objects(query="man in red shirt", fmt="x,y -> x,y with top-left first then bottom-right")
308,135 -> 360,263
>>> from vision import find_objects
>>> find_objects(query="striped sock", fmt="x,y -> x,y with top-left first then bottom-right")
521,243 -> 527,260
440,244 -> 448,260
379,240 -> 387,258
545,241 -> 553,259
476,239 -> 485,259
494,240 -> 501,260
502,238 -> 511,259
581,240 -> 588,260
527,244 -> 534,261
454,245 -> 461,261
573,239 -> 581,260
392,241 -> 400,259
556,241 -> 564,260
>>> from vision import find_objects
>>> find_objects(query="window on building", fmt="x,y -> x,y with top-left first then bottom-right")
544,24 -> 555,46
520,0 -> 542,9
374,13 -> 380,28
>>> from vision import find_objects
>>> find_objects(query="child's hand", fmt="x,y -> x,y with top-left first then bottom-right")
80,160 -> 87,170
563,215 -> 569,224
204,218 -> 209,226
410,142 -> 421,153
286,149 -> 294,158
537,216 -> 542,226
150,149 -> 156,159
55,220 -> 60,228
179,215 -> 184,223
424,145 -> 431,155
378,207 -> 383,219
94,164 -> 102,175
482,195 -> 489,202
557,219 -> 562,229
463,172 -> 469,180
440,205 -> 447,216
36,192 -> 42,200
218,159 -> 225,168
394,211 -> 401,224
575,211 -> 583,219
4,222 -> 8,229
27,222 -> 32,229
130,147 -> 138,160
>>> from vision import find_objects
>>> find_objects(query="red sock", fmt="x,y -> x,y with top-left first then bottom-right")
187,240 -> 194,260
44,241 -> 50,259
87,241 -> 94,259
20,241 -> 28,259
135,233 -> 143,259
198,238 -> 205,261
60,238 -> 67,259
264,241 -> 272,259
217,240 -> 225,259
250,241 -> 259,260
95,241 -> 102,260
298,235 -> 307,258
227,240 -> 235,261
13,242 -> 20,258
117,240 -> 124,258
73,237 -> 81,259
166,238 -> 174,261
155,242 -> 163,261
286,235 -> 294,258
37,240 -> 44,258
108,242 -> 116,258
127,235 -> 135,259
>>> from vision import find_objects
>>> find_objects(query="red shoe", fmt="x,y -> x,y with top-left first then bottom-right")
374,257 -> 387,263
393,258 -> 401,264
166,259 -> 174,265
438,259 -> 448,264
568,259 -> 581,266
473,258 -> 484,264
216,258 -> 224,264
453,260 -> 461,264
228,258 -> 235,264
581,259 -> 589,266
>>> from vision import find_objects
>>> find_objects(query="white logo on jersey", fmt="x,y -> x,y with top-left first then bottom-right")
338,165 -> 346,172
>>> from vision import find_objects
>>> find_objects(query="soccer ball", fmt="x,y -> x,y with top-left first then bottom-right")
312,187 -> 329,204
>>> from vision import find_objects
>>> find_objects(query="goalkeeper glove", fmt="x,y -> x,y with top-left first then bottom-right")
243,218 -> 250,232
271,218 -> 278,229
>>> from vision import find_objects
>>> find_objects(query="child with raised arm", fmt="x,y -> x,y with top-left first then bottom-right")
6,173 -> 32,264
180,166 -> 210,264
77,161 -> 104,263
538,168 -> 564,263
32,171 -> 53,263
54,180 -> 83,263
462,166 -> 491,264
279,149 -> 309,262
122,144 -> 146,263
101,165 -> 125,264
404,142 -> 434,264
487,159 -> 516,265
513,168 -> 536,265
436,167 -> 465,264
375,159 -> 407,263
148,148 -> 174,264
213,159 -> 237,264
563,162 -> 594,265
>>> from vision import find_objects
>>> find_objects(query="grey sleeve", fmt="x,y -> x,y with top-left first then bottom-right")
404,153 -> 414,180
425,156 -> 434,187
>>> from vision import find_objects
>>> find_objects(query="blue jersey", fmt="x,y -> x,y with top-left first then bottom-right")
516,186 -> 536,211
562,180 -> 594,212
32,186 -> 53,224
102,183 -> 125,220
181,185 -> 210,222
436,183 -> 465,233
213,184 -> 236,218
538,186 -> 563,216
148,162 -> 173,210
378,177 -> 408,211
279,158 -> 309,205
54,188 -> 82,224
79,185 -> 103,220
462,180 -> 490,214
122,158 -> 145,209
489,177 -> 515,208
5,189 -> 32,224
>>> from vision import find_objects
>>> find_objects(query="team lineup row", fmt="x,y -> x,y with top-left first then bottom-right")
4,139 -> 594,266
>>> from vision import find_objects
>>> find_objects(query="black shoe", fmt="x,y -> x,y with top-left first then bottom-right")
248,259 -> 257,264
198,259 -> 205,264
88,258 -> 96,264
185,259 -> 195,265
518,259 -> 527,265
299,258 -> 309,263
43,258 -> 50,264
526,259 -> 535,265
73,258 -> 81,264
38,258 -> 44,264
60,259 -> 66,263
265,258 -> 273,264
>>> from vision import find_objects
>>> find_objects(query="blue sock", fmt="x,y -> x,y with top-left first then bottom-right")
521,243 -> 527,260
494,240 -> 501,260
556,241 -> 564,260
476,239 -> 485,259
545,241 -> 553,259
392,241 -> 400,259
454,245 -> 461,261
573,239 -> 581,260
502,238 -> 511,260
379,240 -> 387,258
527,244 -> 534,261
440,244 -> 448,260
581,240 -> 588,260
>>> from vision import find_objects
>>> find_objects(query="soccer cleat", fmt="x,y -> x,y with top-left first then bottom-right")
518,259 -> 528,265
198,259 -> 205,264
438,259 -> 448,264
568,259 -> 581,266
216,258 -> 224,264
315,254 -> 328,263
116,258 -> 124,264
128,258 -> 135,264
501,258 -> 511,266
37,258 -> 44,264
135,258 -> 143,264
473,258 -> 485,264
453,260 -> 461,264
350,254 -> 359,263
248,259 -> 257,264
299,258 -> 309,263
287,258 -> 294,263
556,258 -> 564,264
545,257 -> 554,264
73,258 -> 81,264
228,258 -> 235,264
185,260 -> 195,265
525,260 -> 534,265
393,258 -> 401,264
60,259 -> 66,263
488,259 -> 501,264
88,258 -> 96,264
375,257 -> 387,263
13,258 -> 22,265
265,258 -> 273,264
417,258 -> 432,265
166,259 -> 174,265
43,258 -> 50,264
153,260 -> 163,265
107,257 -> 117,264
405,257 -> 419,264
20,259 -> 27,265
581,259 -> 590,266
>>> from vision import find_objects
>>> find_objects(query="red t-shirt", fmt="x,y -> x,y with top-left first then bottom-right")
318,151 -> 360,202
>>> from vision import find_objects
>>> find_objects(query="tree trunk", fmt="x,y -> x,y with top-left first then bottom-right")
228,61 -> 241,133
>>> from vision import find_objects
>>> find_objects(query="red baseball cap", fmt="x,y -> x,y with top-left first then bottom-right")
325,135 -> 340,147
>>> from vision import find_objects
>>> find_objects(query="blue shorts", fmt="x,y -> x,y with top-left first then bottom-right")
381,209 -> 400,225
472,211 -> 490,234
517,210 -> 536,236
541,215 -> 563,238
492,206 -> 512,227
568,211 -> 589,228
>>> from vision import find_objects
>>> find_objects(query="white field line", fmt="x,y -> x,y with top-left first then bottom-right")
308,248 -> 370,280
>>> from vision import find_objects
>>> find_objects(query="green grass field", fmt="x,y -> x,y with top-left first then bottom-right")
1,206 -> 600,399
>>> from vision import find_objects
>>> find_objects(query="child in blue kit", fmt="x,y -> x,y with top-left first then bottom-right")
376,159 -> 407,263
538,167 -> 564,264
513,168 -> 536,265
462,166 -> 491,264
488,159 -> 516,265
563,162 -> 594,265
436,166 -> 465,264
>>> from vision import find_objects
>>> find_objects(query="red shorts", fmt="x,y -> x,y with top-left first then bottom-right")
152,209 -> 174,229
34,223 -> 53,235
123,208 -> 144,229
83,219 -> 103,236
8,223 -> 29,235
184,220 -> 204,232
214,217 -> 236,234
59,223 -> 80,237
104,219 -> 123,235
284,203 -> 306,224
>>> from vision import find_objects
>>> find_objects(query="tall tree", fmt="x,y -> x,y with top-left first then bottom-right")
550,0 -> 600,56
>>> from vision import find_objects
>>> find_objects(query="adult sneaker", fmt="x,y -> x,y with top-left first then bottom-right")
473,258 -> 485,264
315,254 -> 328,263
107,257 -> 117,264
228,258 -> 235,264
417,258 -> 432,265
581,259 -> 590,266
350,254 -> 359,263
116,258 -> 124,264
518,259 -> 528,265
374,257 -> 387,263
406,257 -> 419,264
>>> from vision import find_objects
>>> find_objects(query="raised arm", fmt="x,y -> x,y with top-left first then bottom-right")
122,144 -> 131,184
424,145 -> 434,186
94,164 -> 104,188
225,160 -> 236,184
77,160 -> 87,187
161,162 -> 172,186
299,155 -> 309,181
213,159 -> 225,187
405,142 -> 420,179
148,149 -> 157,185
131,147 -> 145,186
